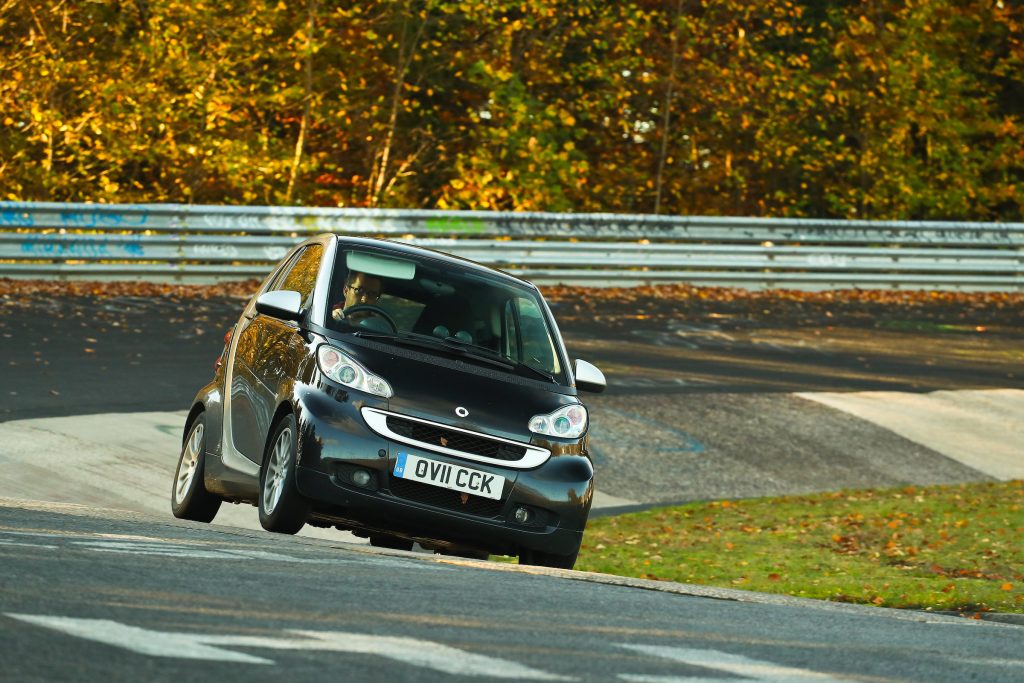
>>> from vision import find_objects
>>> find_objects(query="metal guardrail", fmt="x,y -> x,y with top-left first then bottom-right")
1,202 -> 1022,290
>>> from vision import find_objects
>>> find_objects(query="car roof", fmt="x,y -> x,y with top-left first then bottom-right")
327,234 -> 537,290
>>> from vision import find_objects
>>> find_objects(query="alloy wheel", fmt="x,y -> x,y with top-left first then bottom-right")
262,427 -> 292,515
174,422 -> 204,505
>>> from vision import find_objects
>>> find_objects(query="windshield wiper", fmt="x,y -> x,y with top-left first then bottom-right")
354,330 -> 558,382
354,330 -> 515,372
439,336 -> 558,383
510,361 -> 558,383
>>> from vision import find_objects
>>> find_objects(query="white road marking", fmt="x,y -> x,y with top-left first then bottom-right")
620,677 -> 745,683
4,614 -> 572,679
0,539 -> 57,549
67,539 -> 447,569
71,540 -> 245,560
5,614 -> 273,665
618,645 -> 853,683
220,630 -> 573,679
0,531 -> 445,569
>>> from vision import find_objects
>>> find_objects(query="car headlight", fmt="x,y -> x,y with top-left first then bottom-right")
317,345 -> 392,398
529,404 -> 588,439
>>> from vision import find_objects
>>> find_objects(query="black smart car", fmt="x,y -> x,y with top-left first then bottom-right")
171,234 -> 605,568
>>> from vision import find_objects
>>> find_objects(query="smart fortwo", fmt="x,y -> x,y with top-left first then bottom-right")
171,235 -> 605,568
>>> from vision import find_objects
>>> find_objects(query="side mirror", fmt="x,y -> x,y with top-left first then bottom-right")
574,359 -> 606,393
255,290 -> 303,322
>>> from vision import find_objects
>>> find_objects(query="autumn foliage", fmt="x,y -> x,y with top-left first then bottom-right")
2,1 -> 1022,220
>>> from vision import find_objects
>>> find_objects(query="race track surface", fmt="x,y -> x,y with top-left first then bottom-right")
1,292 -> 1022,681
2,499 -> 1022,683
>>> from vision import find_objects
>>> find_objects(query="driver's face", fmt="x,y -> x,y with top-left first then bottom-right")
344,272 -> 382,308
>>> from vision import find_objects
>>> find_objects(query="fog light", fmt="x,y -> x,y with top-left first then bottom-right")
351,469 -> 372,487
513,506 -> 531,524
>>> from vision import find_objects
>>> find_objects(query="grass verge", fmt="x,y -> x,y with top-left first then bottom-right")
576,480 -> 1023,614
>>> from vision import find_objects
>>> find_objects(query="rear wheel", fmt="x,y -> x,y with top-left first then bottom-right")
171,413 -> 222,522
258,414 -> 309,534
519,545 -> 579,570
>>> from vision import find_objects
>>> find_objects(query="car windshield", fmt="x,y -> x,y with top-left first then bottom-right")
325,248 -> 564,380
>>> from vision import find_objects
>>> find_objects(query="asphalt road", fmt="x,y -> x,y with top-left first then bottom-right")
1,292 -> 1022,682
2,500 -> 1022,683
3,292 -> 1019,508
2,294 -> 1022,421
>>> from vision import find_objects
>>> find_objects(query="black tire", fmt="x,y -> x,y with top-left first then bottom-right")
258,414 -> 310,534
369,534 -> 415,551
171,413 -> 222,523
519,545 -> 579,570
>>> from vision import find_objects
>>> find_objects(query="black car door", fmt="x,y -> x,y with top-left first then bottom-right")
230,245 -> 322,463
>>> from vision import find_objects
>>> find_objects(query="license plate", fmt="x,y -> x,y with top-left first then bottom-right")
393,452 -> 504,500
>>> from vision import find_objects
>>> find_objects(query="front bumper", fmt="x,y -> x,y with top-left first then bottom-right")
292,384 -> 593,556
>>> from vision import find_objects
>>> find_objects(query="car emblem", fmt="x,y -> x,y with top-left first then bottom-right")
440,436 -> 448,447
455,406 -> 469,418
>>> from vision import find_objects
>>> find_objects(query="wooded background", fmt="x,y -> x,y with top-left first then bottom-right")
2,1 -> 1022,220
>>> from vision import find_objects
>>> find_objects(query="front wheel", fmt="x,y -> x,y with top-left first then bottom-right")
258,414 -> 310,534
171,413 -> 222,522
519,545 -> 579,570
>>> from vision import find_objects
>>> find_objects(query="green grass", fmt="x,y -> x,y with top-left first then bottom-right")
575,480 -> 1024,614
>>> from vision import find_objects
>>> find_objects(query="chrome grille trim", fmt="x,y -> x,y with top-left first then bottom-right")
360,407 -> 550,469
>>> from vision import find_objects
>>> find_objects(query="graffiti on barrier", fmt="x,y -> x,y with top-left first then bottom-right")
187,244 -> 239,258
263,246 -> 289,260
0,210 -> 35,227
807,253 -> 850,268
19,234 -> 145,257
59,210 -> 149,229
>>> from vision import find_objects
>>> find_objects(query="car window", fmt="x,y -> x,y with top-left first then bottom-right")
506,296 -> 561,375
276,244 -> 323,308
265,250 -> 302,292
327,248 -> 565,381
377,293 -> 426,331
503,300 -> 519,360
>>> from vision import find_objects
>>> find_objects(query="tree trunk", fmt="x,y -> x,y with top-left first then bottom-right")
286,0 -> 317,205
654,0 -> 683,215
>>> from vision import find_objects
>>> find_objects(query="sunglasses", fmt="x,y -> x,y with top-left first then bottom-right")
346,285 -> 381,298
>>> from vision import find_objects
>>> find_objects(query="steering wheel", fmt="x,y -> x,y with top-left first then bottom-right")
343,304 -> 398,334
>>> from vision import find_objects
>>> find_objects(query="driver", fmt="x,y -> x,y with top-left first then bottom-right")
331,271 -> 382,322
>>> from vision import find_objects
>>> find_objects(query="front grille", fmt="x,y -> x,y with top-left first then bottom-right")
386,416 -> 527,461
389,477 -> 504,518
